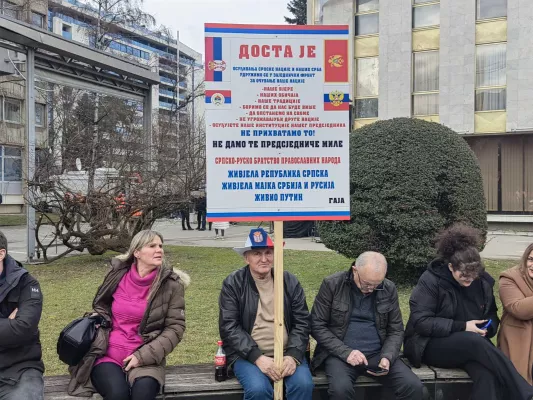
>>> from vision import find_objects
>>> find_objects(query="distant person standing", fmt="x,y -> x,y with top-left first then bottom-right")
214,221 -> 230,240
195,196 -> 207,231
179,200 -> 193,231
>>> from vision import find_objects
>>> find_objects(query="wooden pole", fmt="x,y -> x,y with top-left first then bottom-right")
273,220 -> 284,400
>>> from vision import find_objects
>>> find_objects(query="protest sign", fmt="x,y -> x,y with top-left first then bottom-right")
205,23 -> 351,222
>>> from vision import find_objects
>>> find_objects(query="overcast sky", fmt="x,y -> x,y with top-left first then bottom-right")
143,0 -> 291,59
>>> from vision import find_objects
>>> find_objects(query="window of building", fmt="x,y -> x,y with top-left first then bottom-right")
62,24 -> 72,40
1,1 -> 19,18
355,98 -> 379,119
476,43 -> 506,87
475,88 -> 506,111
35,103 -> 45,126
314,0 -> 327,24
31,12 -> 44,28
477,0 -> 507,20
475,43 -> 506,111
356,57 -> 379,97
4,98 -> 21,123
413,51 -> 439,92
413,93 -> 439,115
413,3 -> 440,28
355,57 -> 379,119
356,0 -> 379,13
2,146 -> 22,182
413,51 -> 439,116
355,12 -> 379,36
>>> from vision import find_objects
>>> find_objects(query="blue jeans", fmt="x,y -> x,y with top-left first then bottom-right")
0,368 -> 44,400
233,358 -> 314,400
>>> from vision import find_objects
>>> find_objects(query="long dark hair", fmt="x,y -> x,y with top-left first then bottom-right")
435,223 -> 484,277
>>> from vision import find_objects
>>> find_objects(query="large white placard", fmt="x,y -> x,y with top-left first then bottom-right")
205,23 -> 351,221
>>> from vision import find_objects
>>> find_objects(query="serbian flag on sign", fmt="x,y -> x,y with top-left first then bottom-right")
205,90 -> 232,109
324,39 -> 349,83
324,90 -> 350,111
205,37 -> 231,82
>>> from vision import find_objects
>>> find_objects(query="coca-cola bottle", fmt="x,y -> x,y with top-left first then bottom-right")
215,340 -> 227,382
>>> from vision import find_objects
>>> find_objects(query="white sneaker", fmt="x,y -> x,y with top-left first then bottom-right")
215,235 -> 220,240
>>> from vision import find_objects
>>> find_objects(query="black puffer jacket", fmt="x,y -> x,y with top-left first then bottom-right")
218,266 -> 310,367
0,255 -> 44,382
404,259 -> 499,368
311,268 -> 404,373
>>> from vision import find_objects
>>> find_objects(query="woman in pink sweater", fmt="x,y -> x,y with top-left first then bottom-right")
76,230 -> 190,400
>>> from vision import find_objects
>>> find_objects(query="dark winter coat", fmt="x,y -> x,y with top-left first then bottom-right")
310,267 -> 404,372
404,259 -> 499,368
67,258 -> 189,397
0,255 -> 44,383
218,266 -> 310,367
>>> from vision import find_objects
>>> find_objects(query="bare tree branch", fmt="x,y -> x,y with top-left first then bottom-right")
28,83 -> 205,262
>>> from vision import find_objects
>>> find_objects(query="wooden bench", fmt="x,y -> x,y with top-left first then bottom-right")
44,361 -> 473,400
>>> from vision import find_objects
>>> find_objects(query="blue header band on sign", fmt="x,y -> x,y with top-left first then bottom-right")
204,28 -> 350,35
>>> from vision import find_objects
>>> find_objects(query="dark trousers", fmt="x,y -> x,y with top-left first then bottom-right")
324,354 -> 423,400
91,362 -> 160,400
196,211 -> 206,230
423,331 -> 533,400
181,210 -> 192,230
0,368 -> 44,400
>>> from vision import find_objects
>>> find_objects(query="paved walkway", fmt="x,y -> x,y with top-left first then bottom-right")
154,220 -> 327,251
0,218 -> 531,262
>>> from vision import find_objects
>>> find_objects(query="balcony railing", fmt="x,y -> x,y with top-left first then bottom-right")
159,89 -> 176,98
160,76 -> 177,86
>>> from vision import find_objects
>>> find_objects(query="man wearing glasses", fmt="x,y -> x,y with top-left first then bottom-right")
310,251 -> 423,399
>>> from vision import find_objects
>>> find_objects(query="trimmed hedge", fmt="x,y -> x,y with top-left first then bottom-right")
318,118 -> 487,284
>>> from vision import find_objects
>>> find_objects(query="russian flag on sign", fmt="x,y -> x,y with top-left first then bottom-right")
324,90 -> 350,111
205,90 -> 232,109
205,37 -> 231,82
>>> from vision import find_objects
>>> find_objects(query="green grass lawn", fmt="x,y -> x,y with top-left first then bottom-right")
26,247 -> 516,376
0,214 -> 27,226
0,213 -> 59,227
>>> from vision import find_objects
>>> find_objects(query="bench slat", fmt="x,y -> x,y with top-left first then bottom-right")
44,361 -> 466,399
431,367 -> 471,380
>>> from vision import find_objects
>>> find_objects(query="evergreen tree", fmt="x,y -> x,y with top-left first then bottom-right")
318,118 -> 488,284
285,0 -> 307,25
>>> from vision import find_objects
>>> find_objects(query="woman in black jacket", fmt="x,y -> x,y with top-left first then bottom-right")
404,224 -> 533,400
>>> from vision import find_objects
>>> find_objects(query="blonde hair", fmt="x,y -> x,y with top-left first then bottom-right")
116,229 -> 166,301
519,243 -> 533,274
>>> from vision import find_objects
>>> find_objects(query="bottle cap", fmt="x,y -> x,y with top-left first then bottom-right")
217,340 -> 223,346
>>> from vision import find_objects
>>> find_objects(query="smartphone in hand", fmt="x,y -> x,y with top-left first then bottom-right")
365,366 -> 389,375
477,319 -> 492,330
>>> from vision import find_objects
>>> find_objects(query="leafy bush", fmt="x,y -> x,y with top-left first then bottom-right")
318,118 -> 487,284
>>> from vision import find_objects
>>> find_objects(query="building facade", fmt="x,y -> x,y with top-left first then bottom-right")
309,0 -> 533,218
0,0 -> 204,213
0,0 -> 48,213
48,0 -> 204,152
